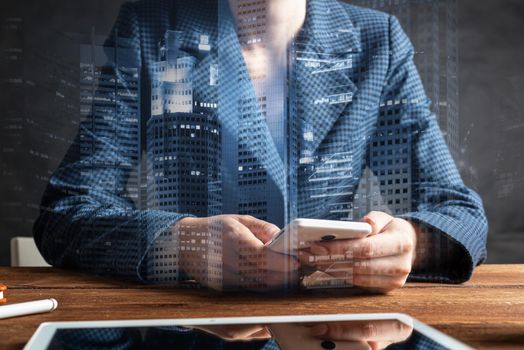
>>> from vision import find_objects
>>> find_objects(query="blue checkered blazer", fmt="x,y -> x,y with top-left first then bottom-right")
34,0 -> 488,285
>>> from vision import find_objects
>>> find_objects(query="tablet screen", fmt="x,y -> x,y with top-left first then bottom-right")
42,318 -> 461,350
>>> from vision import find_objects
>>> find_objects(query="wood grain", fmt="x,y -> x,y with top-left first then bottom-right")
0,265 -> 523,350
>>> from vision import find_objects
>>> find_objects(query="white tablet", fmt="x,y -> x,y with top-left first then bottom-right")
25,313 -> 472,350
267,218 -> 372,255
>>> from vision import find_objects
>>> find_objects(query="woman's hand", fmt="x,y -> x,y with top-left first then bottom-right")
174,215 -> 299,291
308,319 -> 413,350
299,211 -> 419,293
270,319 -> 412,350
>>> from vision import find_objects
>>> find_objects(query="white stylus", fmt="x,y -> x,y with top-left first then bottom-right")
0,298 -> 58,319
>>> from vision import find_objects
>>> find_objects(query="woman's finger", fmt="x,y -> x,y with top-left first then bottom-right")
236,215 -> 281,244
310,320 -> 413,342
310,227 -> 414,259
351,274 -> 409,293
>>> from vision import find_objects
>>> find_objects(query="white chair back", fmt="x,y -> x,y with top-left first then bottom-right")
10,237 -> 50,267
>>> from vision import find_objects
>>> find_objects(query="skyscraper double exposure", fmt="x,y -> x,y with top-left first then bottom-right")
136,0 -> 460,289
14,0 -> 490,292
146,30 -> 223,287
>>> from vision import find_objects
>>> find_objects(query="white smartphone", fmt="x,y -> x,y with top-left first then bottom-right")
266,218 -> 372,255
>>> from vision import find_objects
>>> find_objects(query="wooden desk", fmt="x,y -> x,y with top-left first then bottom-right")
1,265 -> 523,350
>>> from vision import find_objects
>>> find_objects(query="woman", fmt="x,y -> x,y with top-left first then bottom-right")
34,0 -> 488,293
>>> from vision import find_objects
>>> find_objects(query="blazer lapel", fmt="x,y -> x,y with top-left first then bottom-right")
294,0 -> 361,154
294,52 -> 357,154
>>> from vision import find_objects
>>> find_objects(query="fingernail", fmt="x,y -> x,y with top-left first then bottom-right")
363,216 -> 376,232
310,244 -> 329,256
310,324 -> 328,337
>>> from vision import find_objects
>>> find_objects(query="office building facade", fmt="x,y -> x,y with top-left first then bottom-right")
146,30 -> 223,288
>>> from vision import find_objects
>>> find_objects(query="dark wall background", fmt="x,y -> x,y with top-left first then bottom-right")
0,0 -> 128,265
457,0 -> 524,262
1,0 -> 523,265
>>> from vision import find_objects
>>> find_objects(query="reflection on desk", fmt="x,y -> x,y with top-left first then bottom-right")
46,319 -> 447,350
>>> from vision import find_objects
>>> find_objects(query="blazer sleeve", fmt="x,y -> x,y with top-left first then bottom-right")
370,15 -> 488,283
33,2 -> 192,282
